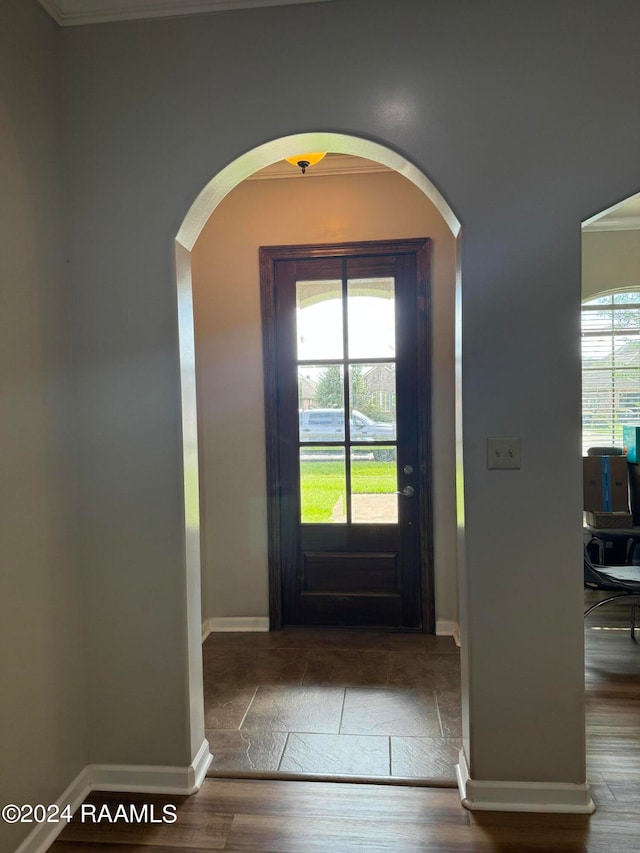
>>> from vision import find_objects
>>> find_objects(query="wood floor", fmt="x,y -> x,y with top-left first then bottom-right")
202,630 -> 461,781
584,592 -> 640,792
50,599 -> 640,852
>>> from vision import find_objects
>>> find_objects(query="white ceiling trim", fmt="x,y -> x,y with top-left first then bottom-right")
582,216 -> 640,233
249,155 -> 392,181
38,0 -> 335,27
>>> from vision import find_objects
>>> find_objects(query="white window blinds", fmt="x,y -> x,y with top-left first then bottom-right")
582,291 -> 640,454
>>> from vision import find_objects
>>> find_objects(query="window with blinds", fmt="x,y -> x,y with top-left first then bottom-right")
582,290 -> 640,454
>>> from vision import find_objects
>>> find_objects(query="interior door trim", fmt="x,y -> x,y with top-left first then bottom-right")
259,238 -> 434,632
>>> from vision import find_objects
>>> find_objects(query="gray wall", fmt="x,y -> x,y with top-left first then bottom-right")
59,0 -> 640,790
0,2 -> 86,850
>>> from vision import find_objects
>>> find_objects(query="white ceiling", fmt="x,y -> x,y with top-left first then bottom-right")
38,0 -> 336,26
583,192 -> 640,232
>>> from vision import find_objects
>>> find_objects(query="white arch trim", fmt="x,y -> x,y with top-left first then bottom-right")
176,132 -> 461,250
174,132 -> 461,771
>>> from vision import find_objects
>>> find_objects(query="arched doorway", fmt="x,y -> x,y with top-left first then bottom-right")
175,134 -> 461,775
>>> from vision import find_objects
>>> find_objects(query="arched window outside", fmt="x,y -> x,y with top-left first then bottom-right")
582,289 -> 640,453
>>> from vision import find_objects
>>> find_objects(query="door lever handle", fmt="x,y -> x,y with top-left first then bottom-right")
396,485 -> 415,497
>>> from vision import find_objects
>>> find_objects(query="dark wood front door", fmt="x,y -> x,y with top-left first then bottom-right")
260,239 -> 433,631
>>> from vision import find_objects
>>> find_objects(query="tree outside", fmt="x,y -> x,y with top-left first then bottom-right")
314,364 -> 387,421
315,365 -> 343,409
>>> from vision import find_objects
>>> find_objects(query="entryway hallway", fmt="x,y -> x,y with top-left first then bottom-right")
202,630 -> 461,782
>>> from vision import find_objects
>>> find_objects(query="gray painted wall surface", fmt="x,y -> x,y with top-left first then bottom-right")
0,2 -> 87,850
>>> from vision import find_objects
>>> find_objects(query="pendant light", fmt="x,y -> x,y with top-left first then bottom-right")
285,152 -> 327,174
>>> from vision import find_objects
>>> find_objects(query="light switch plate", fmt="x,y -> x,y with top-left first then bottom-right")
487,437 -> 521,469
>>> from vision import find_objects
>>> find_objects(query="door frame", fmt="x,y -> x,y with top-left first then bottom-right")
259,238 -> 434,632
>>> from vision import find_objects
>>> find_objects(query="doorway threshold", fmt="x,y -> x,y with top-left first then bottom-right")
205,767 -> 457,788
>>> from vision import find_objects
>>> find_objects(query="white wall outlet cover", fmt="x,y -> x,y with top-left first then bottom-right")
487,438 -> 521,469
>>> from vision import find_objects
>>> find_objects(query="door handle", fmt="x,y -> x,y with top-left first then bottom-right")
396,485 -> 415,497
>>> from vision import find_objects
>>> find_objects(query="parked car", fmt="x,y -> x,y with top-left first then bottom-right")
299,409 -> 396,460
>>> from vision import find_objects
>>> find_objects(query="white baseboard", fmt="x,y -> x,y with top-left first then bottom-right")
191,738 -> 214,791
13,766 -> 91,853
12,740 -> 212,853
91,738 -> 213,795
456,749 -> 595,814
436,619 -> 461,646
202,616 -> 270,640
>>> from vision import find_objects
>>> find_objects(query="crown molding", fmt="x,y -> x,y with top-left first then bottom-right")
582,216 -> 640,233
38,0 -> 335,27
249,154 -> 392,181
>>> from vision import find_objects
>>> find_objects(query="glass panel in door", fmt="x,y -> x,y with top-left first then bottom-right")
296,280 -> 343,360
349,363 -> 397,443
299,447 -> 346,524
298,365 -> 345,442
347,277 -> 395,358
350,448 -> 398,524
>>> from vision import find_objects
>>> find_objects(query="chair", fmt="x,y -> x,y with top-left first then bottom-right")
584,544 -> 640,640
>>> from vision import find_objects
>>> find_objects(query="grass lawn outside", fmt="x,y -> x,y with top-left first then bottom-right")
300,456 -> 397,523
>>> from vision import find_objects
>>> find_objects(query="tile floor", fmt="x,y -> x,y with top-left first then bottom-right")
203,630 -> 462,781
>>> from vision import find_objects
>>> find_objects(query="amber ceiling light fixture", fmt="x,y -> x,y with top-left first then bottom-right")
285,152 -> 327,174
